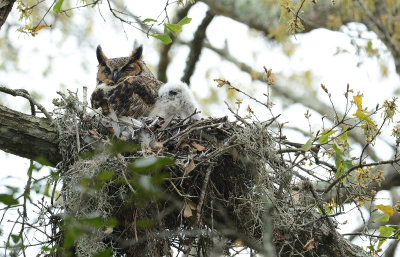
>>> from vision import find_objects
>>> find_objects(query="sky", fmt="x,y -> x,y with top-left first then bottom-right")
1,0 -> 400,255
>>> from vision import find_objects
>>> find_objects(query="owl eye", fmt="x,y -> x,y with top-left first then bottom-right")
103,67 -> 111,75
123,66 -> 136,72
169,90 -> 178,96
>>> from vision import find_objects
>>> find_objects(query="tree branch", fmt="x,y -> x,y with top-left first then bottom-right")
157,5 -> 192,82
0,104 -> 61,166
0,0 -> 15,30
179,39 -> 380,161
181,10 -> 214,85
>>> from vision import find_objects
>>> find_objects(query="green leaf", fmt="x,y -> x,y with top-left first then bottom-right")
375,214 -> 390,222
97,170 -> 114,181
378,226 -> 395,248
343,160 -> 354,169
80,216 -> 104,227
367,245 -> 375,252
302,138 -> 313,152
34,156 -> 52,166
354,110 -> 373,123
379,226 -> 394,237
142,18 -> 157,23
93,249 -> 113,257
151,34 -> 172,45
316,205 -> 322,214
41,245 -> 55,253
340,127 -> 348,141
334,162 -> 345,179
165,23 -> 182,33
366,40 -> 373,52
63,227 -> 82,248
0,193 -> 18,206
11,234 -> 21,244
136,218 -> 157,228
177,16 -> 192,26
110,140 -> 139,154
332,143 -> 343,157
53,0 -> 64,13
318,129 -> 337,143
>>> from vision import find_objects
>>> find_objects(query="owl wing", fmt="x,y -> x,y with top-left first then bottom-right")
107,76 -> 163,118
91,85 -> 110,114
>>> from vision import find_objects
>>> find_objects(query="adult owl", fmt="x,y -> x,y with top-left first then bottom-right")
149,82 -> 201,120
91,44 -> 163,118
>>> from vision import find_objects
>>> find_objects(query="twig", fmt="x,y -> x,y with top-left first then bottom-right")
224,101 -> 250,126
184,166 -> 213,257
305,180 -> 346,257
82,86 -> 88,115
0,86 -> 53,121
324,157 -> 400,194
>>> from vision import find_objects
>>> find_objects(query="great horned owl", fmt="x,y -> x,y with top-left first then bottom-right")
91,44 -> 163,118
149,82 -> 201,119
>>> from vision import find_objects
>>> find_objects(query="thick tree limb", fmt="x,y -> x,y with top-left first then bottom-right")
181,10 -> 214,85
157,5 -> 191,83
0,104 -> 61,166
0,0 -> 15,30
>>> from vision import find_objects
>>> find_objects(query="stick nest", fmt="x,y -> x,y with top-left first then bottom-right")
52,93 -> 328,257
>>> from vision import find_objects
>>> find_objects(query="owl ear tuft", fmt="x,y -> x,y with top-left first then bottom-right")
96,45 -> 108,65
130,45 -> 143,62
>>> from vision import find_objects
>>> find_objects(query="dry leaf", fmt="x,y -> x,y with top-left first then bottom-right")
187,199 -> 197,210
104,227 -> 113,235
185,160 -> 195,175
192,142 -> 206,151
231,147 -> 238,161
180,143 -> 190,149
303,238 -> 315,250
33,25 -> 46,33
183,203 -> 193,218
89,129 -> 100,137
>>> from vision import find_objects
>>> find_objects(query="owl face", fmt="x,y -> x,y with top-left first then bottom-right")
96,45 -> 143,86
149,82 -> 201,119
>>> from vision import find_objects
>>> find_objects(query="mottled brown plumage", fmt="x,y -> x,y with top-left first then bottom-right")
91,45 -> 163,118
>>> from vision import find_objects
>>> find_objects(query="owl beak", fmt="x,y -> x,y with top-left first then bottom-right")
112,70 -> 118,83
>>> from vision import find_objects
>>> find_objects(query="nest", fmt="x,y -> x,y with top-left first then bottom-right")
52,93 -> 332,257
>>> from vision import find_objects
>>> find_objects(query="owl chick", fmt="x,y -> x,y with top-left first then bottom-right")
91,44 -> 162,118
149,82 -> 201,119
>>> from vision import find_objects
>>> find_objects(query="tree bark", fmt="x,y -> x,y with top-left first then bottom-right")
0,0 -> 15,30
0,104 -> 61,166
